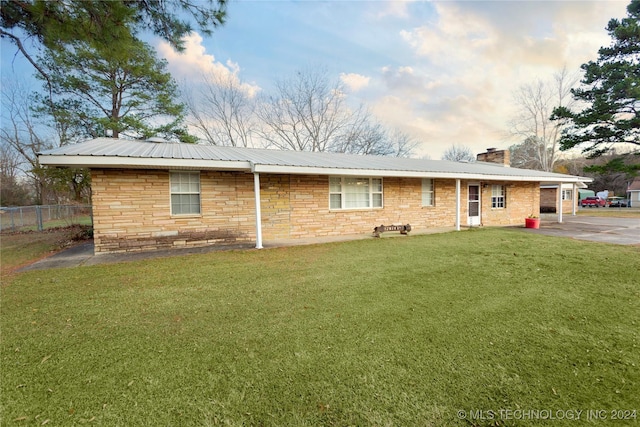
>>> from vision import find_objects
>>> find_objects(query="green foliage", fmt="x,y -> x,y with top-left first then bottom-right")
34,32 -> 192,141
31,166 -> 91,203
0,0 -> 226,52
2,0 -> 222,143
583,154 -> 640,176
2,230 -> 639,425
0,174 -> 33,206
553,0 -> 640,156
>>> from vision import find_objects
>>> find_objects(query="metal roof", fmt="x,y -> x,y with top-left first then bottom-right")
38,138 -> 591,183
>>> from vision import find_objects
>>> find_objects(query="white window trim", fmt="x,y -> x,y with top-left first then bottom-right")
562,189 -> 572,200
422,178 -> 435,207
491,185 -> 506,209
170,171 -> 201,216
329,176 -> 383,210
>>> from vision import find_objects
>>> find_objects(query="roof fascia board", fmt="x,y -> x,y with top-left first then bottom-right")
252,164 -> 591,183
39,155 -> 252,171
39,154 -> 592,183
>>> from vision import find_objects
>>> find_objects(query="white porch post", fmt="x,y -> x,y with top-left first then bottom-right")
557,182 -> 564,223
253,172 -> 263,249
455,179 -> 461,231
572,183 -> 577,216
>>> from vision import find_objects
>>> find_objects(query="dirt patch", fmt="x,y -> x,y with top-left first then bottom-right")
1,226 -> 93,278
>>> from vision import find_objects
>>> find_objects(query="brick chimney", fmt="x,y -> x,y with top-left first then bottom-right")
476,147 -> 510,167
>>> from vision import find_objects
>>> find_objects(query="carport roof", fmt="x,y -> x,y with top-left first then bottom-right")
39,138 -> 592,183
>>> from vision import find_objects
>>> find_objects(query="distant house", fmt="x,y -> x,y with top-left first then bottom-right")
628,177 -> 640,207
39,139 -> 591,254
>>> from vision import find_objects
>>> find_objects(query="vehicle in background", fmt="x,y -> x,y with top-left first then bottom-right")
577,189 -> 596,207
580,197 -> 606,208
608,197 -> 629,208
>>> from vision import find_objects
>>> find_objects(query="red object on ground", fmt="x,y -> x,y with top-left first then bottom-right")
525,218 -> 540,229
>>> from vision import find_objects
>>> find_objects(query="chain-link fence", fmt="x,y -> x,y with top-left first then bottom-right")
0,205 -> 93,232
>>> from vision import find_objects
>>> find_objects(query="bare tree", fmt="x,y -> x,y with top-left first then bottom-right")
335,116 -> 388,155
0,78 -> 90,204
0,141 -> 33,205
387,128 -> 419,158
256,68 -> 360,152
509,137 -> 544,169
184,72 -> 258,147
255,67 -> 417,157
1,79 -> 52,202
441,144 -> 475,162
509,67 -> 579,171
333,118 -> 419,157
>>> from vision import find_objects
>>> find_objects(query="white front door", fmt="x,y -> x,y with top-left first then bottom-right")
468,184 -> 481,226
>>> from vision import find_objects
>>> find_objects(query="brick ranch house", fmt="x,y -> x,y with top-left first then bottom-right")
39,138 -> 591,254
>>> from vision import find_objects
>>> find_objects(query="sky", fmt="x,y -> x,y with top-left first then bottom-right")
1,0 -> 631,159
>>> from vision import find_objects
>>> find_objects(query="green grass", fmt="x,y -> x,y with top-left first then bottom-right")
576,208 -> 640,218
0,226 -> 92,276
2,229 -> 639,426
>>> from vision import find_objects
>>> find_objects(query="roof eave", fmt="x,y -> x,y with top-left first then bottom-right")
38,155 -> 252,171
252,164 -> 592,183
38,153 -> 593,183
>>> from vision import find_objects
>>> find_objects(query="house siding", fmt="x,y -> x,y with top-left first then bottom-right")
91,169 -> 540,253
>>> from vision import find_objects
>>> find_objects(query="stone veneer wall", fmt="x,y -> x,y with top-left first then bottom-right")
481,182 -> 540,225
91,169 -> 256,253
91,169 -> 540,253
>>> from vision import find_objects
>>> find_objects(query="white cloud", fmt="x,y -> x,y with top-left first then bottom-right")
157,32 -> 260,98
368,1 -> 629,158
340,73 -> 371,92
376,0 -> 414,19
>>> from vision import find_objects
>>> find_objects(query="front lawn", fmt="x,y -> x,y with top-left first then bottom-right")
2,228 -> 638,426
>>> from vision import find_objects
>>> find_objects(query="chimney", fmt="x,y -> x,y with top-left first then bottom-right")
476,148 -> 510,167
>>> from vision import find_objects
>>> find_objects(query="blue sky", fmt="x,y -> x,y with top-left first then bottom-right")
1,1 -> 630,158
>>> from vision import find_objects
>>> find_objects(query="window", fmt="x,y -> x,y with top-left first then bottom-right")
491,185 -> 506,208
422,178 -> 435,206
170,171 -> 201,215
329,176 -> 383,209
562,189 -> 572,200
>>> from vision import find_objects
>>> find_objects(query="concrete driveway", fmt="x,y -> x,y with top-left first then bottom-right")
521,215 -> 640,245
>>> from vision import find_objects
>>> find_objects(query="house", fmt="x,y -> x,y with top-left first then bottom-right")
628,177 -> 640,207
475,148 -> 583,215
38,138 -> 592,254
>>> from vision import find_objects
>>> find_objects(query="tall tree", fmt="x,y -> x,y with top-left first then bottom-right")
552,0 -> 640,157
37,37 -> 191,141
256,68 -> 355,152
255,67 -> 415,156
1,0 -> 227,80
0,78 -> 89,204
510,67 -> 579,171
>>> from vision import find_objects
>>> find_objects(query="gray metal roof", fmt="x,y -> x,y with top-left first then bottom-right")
38,138 -> 591,183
